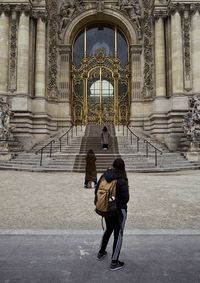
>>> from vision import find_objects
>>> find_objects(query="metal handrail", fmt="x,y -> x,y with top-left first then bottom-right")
126,125 -> 163,166
35,123 -> 82,166
36,139 -> 56,166
58,123 -> 83,152
58,125 -> 74,152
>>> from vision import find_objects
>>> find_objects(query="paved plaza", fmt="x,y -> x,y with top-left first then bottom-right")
0,169 -> 200,282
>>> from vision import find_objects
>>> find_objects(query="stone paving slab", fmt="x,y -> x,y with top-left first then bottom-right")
0,170 -> 200,229
0,233 -> 200,283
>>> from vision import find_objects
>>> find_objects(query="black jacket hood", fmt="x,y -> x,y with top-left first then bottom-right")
103,168 -> 122,182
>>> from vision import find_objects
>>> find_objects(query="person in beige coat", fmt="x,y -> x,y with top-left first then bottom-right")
101,126 -> 110,150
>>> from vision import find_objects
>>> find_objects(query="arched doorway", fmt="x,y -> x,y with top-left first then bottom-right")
72,24 -> 130,125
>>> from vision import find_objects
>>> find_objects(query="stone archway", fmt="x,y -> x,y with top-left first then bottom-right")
57,6 -> 143,125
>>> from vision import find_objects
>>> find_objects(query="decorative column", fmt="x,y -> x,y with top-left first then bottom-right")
154,15 -> 166,97
17,10 -> 29,94
130,45 -> 142,101
8,10 -> 18,92
35,16 -> 46,97
182,9 -> 192,91
142,0 -> 154,98
59,45 -> 71,101
171,10 -> 184,94
0,10 -> 10,93
191,9 -> 200,93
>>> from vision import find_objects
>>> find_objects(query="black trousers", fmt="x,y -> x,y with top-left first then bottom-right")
99,209 -> 127,261
102,143 -> 108,149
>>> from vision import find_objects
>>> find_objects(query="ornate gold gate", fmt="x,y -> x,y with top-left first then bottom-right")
72,48 -> 130,125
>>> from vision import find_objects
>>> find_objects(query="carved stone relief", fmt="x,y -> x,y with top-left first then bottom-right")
32,10 -> 48,21
47,0 -> 59,99
116,0 -> 141,18
114,0 -> 142,39
142,0 -> 154,98
183,9 -> 191,84
59,0 -> 85,40
183,95 -> 200,142
0,98 -> 14,140
8,11 -> 18,92
0,4 -> 11,15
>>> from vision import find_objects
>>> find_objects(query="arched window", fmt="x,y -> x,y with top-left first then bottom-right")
73,24 -> 128,68
90,80 -> 114,97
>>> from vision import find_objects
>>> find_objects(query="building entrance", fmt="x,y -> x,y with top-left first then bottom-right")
72,25 -> 130,125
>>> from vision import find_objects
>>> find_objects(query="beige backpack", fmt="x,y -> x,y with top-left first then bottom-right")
95,177 -> 117,217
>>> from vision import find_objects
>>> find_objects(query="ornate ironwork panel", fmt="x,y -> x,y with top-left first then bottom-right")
72,48 -> 129,125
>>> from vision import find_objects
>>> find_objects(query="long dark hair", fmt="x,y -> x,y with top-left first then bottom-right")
102,126 -> 108,132
112,158 -> 128,184
87,149 -> 95,157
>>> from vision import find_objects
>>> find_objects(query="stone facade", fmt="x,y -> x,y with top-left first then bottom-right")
0,0 -> 200,150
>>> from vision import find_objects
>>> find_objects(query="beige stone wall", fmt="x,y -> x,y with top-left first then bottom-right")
0,12 -> 9,93
1,0 -> 200,151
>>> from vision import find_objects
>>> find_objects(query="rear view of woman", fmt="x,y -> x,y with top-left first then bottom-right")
84,149 -> 97,188
95,158 -> 129,271
101,126 -> 110,150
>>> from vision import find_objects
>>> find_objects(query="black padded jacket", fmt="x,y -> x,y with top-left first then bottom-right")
95,168 -> 129,210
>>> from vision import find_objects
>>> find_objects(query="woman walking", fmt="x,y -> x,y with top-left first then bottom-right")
84,149 -> 97,188
101,126 -> 110,150
95,158 -> 129,270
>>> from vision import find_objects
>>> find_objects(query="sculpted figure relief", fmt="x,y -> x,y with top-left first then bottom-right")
60,0 -> 84,19
59,0 -> 84,38
183,95 -> 200,142
0,98 -> 14,140
117,0 -> 141,17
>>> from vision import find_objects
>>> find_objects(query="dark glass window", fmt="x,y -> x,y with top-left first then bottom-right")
86,26 -> 114,56
73,31 -> 84,68
73,25 -> 128,68
118,31 -> 128,67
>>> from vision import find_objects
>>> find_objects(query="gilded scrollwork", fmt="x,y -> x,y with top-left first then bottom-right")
72,48 -> 129,124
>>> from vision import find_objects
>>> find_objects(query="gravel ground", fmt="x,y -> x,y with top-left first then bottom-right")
0,170 -> 200,229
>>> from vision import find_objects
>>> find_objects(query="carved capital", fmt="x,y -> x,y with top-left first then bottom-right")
58,44 -> 72,55
15,4 -> 31,16
153,10 -> 168,21
130,44 -> 142,55
190,3 -> 200,16
32,10 -> 48,21
168,3 -> 185,16
0,4 -> 11,16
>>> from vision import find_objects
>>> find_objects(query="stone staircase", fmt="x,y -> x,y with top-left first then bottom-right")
73,124 -> 120,172
0,124 -> 200,172
116,125 -> 200,172
0,126 -> 85,171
